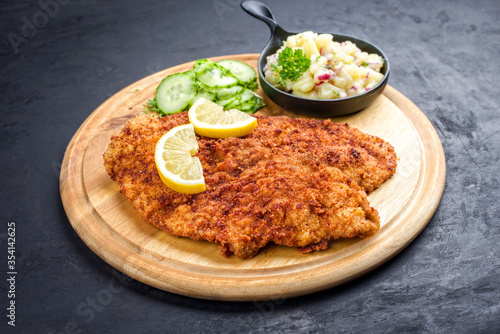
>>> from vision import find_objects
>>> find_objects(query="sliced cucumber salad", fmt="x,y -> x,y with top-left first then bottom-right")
149,59 -> 263,115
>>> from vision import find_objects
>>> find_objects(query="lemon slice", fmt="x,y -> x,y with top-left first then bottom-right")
188,97 -> 258,138
154,123 -> 205,194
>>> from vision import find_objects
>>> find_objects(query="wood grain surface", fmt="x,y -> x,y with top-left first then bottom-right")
60,54 -> 446,301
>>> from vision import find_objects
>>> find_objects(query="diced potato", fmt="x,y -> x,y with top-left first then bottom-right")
291,70 -> 314,92
282,79 -> 293,91
293,77 -> 315,92
303,38 -> 320,58
315,34 -> 334,50
343,42 -> 357,55
366,71 -> 384,85
264,71 -> 276,85
292,31 -> 316,47
292,89 -> 316,99
359,66 -> 369,79
318,83 -> 340,99
332,76 -> 345,89
348,82 -> 364,96
344,55 -> 355,64
313,68 -> 334,83
309,56 -> 327,74
309,60 -> 321,75
338,68 -> 354,88
345,64 -> 362,80
317,56 -> 327,66
321,41 -> 335,57
266,31 -> 385,100
354,51 -> 369,66
300,80 -> 315,92
335,51 -> 346,62
286,35 -> 297,48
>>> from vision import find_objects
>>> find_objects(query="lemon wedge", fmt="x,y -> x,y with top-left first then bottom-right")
154,123 -> 205,194
188,97 -> 258,138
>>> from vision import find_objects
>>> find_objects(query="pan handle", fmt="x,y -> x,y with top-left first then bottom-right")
241,1 -> 279,34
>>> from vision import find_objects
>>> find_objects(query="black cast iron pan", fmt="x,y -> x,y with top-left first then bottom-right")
241,0 -> 390,117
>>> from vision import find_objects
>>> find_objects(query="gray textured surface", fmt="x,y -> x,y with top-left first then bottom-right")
1,0 -> 499,333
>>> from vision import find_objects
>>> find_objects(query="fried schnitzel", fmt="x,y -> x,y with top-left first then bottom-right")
103,113 -> 396,259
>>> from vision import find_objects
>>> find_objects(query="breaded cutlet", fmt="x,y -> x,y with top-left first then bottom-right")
103,113 -> 396,259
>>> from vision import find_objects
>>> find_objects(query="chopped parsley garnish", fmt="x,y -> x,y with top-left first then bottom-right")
272,47 -> 311,83
145,99 -> 161,113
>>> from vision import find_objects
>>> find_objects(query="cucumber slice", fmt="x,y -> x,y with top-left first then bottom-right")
195,89 -> 216,102
239,97 -> 263,113
215,85 -> 245,100
188,89 -> 216,108
155,72 -> 196,115
217,96 -> 238,108
217,89 -> 263,113
226,89 -> 254,110
185,69 -> 196,79
216,60 -> 257,88
150,59 -> 263,116
194,59 -> 238,88
192,59 -> 213,75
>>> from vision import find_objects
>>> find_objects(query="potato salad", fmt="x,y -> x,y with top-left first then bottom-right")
264,31 -> 385,100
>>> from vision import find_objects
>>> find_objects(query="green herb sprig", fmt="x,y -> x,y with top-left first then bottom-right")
145,99 -> 162,114
271,47 -> 311,83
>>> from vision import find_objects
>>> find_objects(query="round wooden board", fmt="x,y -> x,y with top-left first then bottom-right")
60,54 -> 446,301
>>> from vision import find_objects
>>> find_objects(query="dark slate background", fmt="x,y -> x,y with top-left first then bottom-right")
1,0 -> 499,333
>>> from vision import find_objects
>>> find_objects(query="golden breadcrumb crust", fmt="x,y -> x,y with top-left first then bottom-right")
103,113 -> 396,259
